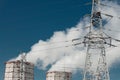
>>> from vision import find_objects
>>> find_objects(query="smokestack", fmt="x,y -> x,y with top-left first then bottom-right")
4,54 -> 34,80
46,71 -> 72,80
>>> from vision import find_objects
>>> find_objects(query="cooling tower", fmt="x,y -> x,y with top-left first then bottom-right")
4,60 -> 34,80
46,71 -> 72,80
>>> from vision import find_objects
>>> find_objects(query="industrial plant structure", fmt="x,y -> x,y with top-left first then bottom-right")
4,55 -> 34,80
46,71 -> 72,80
3,0 -> 120,80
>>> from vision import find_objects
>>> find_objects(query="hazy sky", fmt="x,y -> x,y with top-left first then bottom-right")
0,0 -> 120,80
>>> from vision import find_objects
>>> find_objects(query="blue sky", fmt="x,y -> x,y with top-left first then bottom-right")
0,0 -> 120,80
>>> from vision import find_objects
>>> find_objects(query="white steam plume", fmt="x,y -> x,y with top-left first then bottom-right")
11,0 -> 120,73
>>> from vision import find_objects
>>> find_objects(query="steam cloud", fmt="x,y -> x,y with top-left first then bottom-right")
11,0 -> 120,73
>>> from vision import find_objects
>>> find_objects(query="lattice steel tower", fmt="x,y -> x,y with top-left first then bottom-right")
82,0 -> 110,80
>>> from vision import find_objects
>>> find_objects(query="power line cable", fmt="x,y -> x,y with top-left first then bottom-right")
34,28 -> 87,46
35,37 -> 82,47
100,3 -> 120,10
103,28 -> 120,33
28,43 -> 76,54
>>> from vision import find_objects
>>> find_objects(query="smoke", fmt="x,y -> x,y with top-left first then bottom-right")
19,19 -> 87,70
10,0 -> 120,73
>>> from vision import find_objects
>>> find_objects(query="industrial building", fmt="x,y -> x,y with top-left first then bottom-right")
46,71 -> 72,80
4,55 -> 34,80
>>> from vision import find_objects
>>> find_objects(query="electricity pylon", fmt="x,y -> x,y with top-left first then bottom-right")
82,0 -> 110,80
72,0 -> 120,80
20,54 -> 26,80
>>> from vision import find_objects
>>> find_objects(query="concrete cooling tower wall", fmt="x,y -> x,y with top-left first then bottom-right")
46,71 -> 72,80
4,60 -> 34,80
